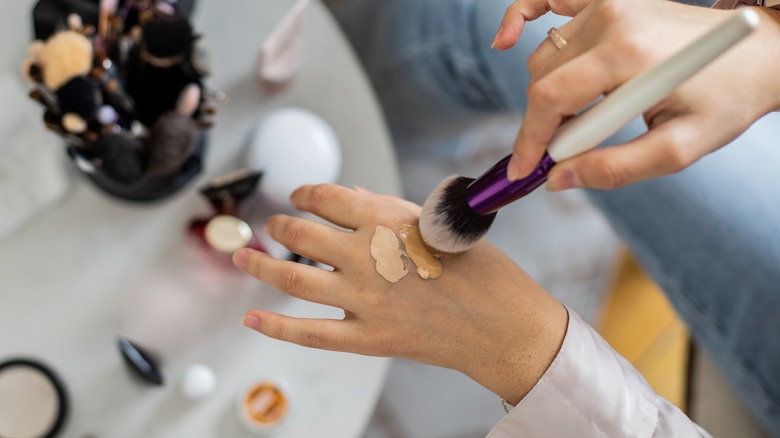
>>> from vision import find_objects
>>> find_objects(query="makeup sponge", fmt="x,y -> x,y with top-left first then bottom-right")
37,30 -> 93,90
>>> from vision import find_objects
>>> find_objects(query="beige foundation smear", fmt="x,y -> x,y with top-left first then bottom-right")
400,225 -> 443,280
369,226 -> 409,283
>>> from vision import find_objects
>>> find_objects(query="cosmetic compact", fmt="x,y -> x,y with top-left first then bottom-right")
247,108 -> 341,209
237,379 -> 293,435
0,359 -> 69,438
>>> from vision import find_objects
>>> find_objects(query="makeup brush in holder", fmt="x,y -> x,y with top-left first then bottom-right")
24,0 -> 218,202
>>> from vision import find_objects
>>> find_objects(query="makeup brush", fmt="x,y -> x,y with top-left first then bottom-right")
95,132 -> 146,183
145,84 -> 200,176
419,9 -> 759,254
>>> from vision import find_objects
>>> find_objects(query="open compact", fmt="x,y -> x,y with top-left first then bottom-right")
0,359 -> 68,438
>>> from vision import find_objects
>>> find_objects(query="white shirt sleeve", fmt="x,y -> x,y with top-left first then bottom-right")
487,309 -> 711,438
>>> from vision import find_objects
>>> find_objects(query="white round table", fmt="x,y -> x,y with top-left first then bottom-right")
0,1 -> 400,436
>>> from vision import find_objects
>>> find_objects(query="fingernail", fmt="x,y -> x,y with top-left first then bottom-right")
506,156 -> 522,181
491,26 -> 503,49
243,314 -> 261,331
547,170 -> 582,191
232,249 -> 248,270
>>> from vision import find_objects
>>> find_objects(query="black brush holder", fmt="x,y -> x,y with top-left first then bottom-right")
29,0 -> 214,203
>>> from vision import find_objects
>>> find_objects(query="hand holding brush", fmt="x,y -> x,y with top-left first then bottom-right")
419,9 -> 759,254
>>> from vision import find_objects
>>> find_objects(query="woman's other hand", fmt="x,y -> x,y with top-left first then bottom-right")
495,0 -> 780,190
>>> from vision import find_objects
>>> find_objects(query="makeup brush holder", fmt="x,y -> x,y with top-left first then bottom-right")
26,0 -> 216,203
69,131 -> 206,202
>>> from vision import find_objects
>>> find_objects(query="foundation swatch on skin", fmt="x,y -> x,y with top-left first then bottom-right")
400,224 -> 444,280
369,225 -> 409,283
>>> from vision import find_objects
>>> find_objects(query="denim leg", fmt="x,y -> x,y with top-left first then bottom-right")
332,0 -> 645,146
587,115 -> 780,434
332,0 -> 569,142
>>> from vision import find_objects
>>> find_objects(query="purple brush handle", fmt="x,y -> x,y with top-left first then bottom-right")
466,153 -> 557,215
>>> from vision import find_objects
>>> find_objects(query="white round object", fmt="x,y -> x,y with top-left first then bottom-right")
180,364 -> 217,400
247,108 -> 341,208
62,113 -> 87,134
97,105 -> 118,125
204,215 -> 253,253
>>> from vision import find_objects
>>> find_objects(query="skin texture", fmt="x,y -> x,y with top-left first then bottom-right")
493,0 -> 780,190
234,185 -> 567,404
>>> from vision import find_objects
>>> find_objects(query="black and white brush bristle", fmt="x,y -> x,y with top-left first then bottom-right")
419,175 -> 497,254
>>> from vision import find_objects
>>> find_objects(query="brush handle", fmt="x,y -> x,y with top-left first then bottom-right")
466,9 -> 758,215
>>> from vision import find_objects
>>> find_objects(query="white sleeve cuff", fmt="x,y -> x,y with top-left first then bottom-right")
487,308 -> 710,438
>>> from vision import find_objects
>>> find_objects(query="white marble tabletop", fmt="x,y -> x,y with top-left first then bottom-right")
0,1 -> 400,436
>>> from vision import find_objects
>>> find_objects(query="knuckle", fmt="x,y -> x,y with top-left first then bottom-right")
613,33 -> 648,60
300,329 -> 326,349
596,159 -> 628,189
281,267 -> 305,293
527,50 -> 545,77
281,219 -> 306,248
308,184 -> 335,207
663,140 -> 693,172
265,214 -> 281,234
595,0 -> 626,22
526,80 -> 557,107
505,1 -> 524,19
269,316 -> 286,341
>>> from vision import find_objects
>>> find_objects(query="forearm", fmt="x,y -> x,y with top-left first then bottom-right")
460,284 -> 569,405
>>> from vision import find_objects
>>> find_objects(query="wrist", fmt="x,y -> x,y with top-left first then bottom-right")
466,297 -> 569,405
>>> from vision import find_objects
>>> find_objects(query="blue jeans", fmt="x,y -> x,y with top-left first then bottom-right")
332,0 -> 780,434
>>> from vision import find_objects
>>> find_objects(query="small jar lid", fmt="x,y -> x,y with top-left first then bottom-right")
237,379 -> 292,434
204,215 -> 253,253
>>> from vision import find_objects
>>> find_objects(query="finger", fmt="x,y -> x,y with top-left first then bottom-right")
377,196 -> 422,216
265,214 -> 350,267
493,0 -> 590,50
545,115 -> 706,190
527,16 -> 590,81
291,184 -> 414,230
243,309 -> 364,353
509,49 -> 616,180
355,187 -> 422,216
493,0 -> 552,50
233,249 -> 352,309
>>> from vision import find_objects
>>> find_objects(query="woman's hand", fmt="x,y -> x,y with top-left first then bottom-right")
233,184 -> 567,405
495,0 -> 780,190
